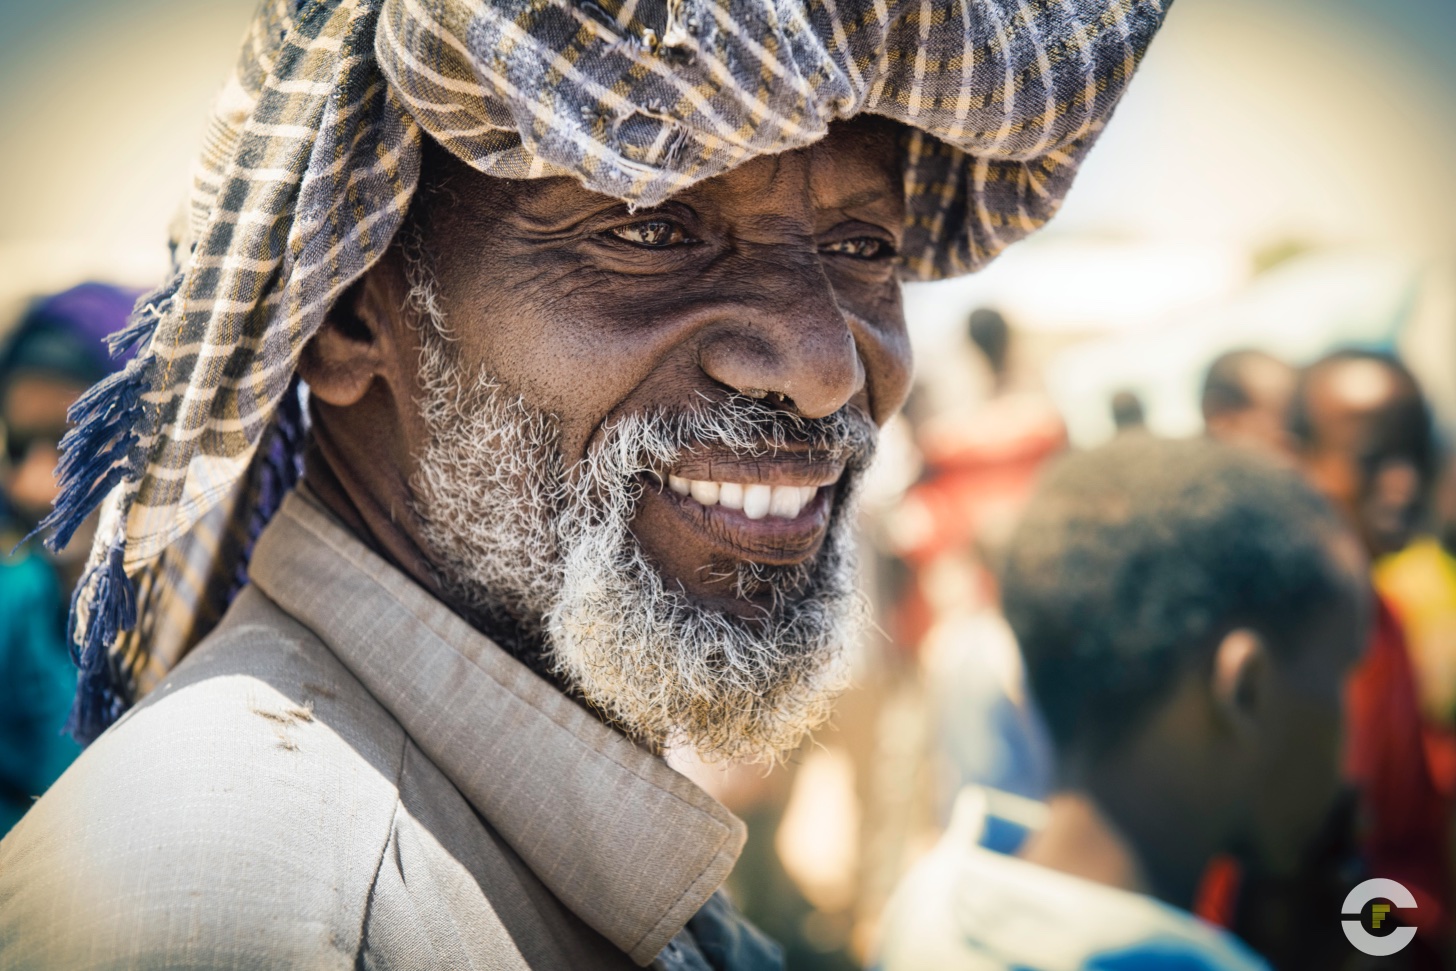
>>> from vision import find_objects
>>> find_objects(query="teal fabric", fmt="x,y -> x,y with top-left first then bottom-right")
0,547 -> 81,835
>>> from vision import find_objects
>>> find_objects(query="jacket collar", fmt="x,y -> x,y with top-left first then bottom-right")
249,490 -> 745,965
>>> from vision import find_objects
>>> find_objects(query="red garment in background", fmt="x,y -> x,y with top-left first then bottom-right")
885,393 -> 1066,654
908,392 -> 1068,569
1344,593 -> 1453,943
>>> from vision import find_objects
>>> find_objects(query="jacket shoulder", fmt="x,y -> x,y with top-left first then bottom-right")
0,586 -> 406,970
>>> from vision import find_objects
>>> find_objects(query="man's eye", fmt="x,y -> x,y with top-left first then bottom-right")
821,237 -> 893,260
607,219 -> 688,248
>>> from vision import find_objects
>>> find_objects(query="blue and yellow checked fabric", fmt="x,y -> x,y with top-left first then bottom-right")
47,0 -> 1169,741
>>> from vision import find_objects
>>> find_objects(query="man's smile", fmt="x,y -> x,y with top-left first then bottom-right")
638,455 -> 844,567
670,475 -> 822,520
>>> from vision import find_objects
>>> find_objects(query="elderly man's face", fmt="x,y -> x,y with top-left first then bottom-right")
307,118 -> 910,760
416,118 -> 907,599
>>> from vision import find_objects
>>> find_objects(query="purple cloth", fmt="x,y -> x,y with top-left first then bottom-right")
1,283 -> 143,386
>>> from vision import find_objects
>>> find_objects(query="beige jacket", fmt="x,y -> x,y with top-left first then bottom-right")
0,491 -> 749,970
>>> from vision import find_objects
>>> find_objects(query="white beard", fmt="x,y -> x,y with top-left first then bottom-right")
408,329 -> 873,764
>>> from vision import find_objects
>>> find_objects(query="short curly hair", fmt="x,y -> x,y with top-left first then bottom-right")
1002,436 -> 1355,761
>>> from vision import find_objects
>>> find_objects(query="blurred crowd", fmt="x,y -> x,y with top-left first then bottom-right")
0,284 -> 136,835
4,283 -> 1456,971
674,305 -> 1456,969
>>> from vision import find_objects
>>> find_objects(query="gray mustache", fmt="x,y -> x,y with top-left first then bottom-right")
639,394 -> 878,469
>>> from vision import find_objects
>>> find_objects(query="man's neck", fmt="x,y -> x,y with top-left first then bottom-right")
298,434 -> 556,680
1018,783 -> 1213,912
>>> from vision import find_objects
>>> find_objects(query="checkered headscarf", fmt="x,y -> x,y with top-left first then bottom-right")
46,0 -> 1169,742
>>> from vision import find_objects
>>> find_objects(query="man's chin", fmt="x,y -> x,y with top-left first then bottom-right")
562,479 -> 864,762
657,563 -> 823,621
546,546 -> 860,764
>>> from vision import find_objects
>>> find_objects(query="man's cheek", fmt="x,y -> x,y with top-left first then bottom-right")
1289,697 -> 1346,828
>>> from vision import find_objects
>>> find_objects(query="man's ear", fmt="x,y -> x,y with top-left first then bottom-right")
1211,628 -> 1269,739
298,269 -> 401,407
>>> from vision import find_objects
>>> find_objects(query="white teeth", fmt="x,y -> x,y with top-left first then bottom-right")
718,482 -> 744,510
666,477 -> 822,520
743,484 -> 772,520
689,479 -> 720,505
769,485 -> 804,519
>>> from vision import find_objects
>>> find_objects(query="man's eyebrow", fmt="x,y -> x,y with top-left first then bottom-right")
820,187 -> 895,211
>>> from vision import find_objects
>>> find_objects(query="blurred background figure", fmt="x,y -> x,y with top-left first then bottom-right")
1181,349 -> 1455,969
878,438 -> 1366,971
967,309 -> 1012,397
0,282 -> 136,835
1201,349 -> 1297,454
1109,389 -> 1148,434
1291,351 -> 1436,560
1377,453 -> 1456,735
1262,349 -> 1453,968
888,307 -> 1062,814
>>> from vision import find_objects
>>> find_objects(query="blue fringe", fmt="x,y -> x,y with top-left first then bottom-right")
105,282 -> 174,359
40,371 -> 145,553
38,271 -> 180,555
64,544 -> 136,744
40,270 -> 181,744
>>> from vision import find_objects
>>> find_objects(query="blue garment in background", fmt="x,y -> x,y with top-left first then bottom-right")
0,546 -> 82,835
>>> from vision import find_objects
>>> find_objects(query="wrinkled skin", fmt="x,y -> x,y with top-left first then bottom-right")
299,117 -> 911,625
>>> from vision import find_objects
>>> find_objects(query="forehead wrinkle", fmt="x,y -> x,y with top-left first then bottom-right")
495,178 -> 631,234
730,212 -> 820,250
810,119 -> 902,199
422,145 -> 550,215
427,161 -> 622,237
822,187 -> 893,211
684,150 -> 817,224
736,152 -> 793,197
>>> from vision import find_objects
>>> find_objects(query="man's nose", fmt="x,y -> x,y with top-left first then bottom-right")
697,267 -> 864,421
